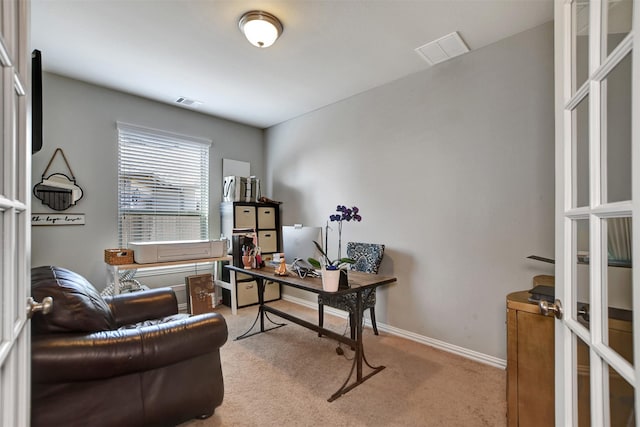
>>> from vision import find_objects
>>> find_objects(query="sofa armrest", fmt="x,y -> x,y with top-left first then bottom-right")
103,287 -> 178,327
32,312 -> 227,383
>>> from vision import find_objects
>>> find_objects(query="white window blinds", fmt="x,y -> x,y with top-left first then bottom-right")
117,123 -> 210,247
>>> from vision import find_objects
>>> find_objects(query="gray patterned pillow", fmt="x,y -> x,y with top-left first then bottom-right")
346,242 -> 385,273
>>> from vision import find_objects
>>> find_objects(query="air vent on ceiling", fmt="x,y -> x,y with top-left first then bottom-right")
415,31 -> 470,66
175,97 -> 203,107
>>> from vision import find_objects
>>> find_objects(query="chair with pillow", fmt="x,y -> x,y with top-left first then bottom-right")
317,242 -> 385,339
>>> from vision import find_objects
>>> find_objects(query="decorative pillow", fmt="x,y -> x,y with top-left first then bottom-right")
118,313 -> 189,330
31,266 -> 115,334
346,242 -> 385,274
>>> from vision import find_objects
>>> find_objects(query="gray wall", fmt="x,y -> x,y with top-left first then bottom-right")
31,73 -> 264,287
265,22 -> 556,360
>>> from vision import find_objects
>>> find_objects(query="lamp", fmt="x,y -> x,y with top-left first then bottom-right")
239,10 -> 283,48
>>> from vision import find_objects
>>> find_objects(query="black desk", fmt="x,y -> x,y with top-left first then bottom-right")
226,265 -> 396,401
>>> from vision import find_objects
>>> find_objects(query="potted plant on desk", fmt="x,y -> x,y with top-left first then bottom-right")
307,205 -> 362,291
307,241 -> 354,292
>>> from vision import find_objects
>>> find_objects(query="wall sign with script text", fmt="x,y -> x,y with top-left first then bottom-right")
32,213 -> 85,226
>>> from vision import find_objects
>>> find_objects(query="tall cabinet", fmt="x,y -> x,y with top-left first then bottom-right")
220,201 -> 281,308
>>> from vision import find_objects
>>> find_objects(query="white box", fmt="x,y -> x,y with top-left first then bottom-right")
128,240 -> 227,264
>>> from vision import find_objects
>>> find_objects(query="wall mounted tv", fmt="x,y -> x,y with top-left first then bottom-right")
32,49 -> 42,154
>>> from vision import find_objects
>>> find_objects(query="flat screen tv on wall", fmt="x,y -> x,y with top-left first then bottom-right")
32,49 -> 42,154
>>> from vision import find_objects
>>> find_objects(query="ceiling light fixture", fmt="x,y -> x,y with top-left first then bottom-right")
238,10 -> 283,48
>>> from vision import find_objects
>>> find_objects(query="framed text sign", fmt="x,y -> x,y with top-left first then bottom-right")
32,213 -> 85,226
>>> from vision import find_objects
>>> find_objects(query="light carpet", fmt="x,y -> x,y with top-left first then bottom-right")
179,300 -> 506,427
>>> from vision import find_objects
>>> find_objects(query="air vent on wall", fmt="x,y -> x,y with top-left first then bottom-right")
175,97 -> 203,107
415,31 -> 470,66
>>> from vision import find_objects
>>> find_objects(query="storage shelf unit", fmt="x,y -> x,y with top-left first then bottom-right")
221,201 -> 281,308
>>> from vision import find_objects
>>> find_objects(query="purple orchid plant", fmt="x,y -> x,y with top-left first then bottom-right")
308,205 -> 362,270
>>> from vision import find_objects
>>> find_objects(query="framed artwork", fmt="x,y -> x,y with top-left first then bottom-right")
185,273 -> 216,315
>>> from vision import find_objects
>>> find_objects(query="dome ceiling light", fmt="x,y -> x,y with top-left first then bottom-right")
238,10 -> 283,48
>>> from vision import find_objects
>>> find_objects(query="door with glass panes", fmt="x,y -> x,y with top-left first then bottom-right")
0,1 -> 32,426
553,0 -> 637,425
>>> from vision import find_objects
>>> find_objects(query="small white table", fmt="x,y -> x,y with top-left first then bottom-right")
105,255 -> 238,314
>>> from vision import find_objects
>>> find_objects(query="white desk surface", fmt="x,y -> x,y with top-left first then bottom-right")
108,255 -> 232,270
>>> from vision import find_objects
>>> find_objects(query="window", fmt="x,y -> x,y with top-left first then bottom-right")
117,123 -> 210,247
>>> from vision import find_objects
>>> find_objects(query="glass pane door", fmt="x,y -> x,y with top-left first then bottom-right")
555,1 -> 637,425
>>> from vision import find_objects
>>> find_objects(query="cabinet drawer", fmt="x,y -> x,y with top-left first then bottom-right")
264,281 -> 280,301
257,207 -> 276,229
235,206 -> 256,229
235,280 -> 280,307
235,271 -> 254,281
237,280 -> 259,307
258,230 -> 278,253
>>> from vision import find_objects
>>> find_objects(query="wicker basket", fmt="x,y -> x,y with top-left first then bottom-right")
104,249 -> 134,265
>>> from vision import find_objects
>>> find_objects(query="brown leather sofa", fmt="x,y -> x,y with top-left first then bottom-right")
30,265 -> 228,427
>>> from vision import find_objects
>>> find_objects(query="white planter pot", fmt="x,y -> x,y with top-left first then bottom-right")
321,269 -> 341,292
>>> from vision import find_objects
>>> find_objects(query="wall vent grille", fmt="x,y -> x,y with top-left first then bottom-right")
175,97 -> 203,107
415,31 -> 470,66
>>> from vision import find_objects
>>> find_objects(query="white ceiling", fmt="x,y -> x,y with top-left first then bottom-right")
31,0 -> 553,129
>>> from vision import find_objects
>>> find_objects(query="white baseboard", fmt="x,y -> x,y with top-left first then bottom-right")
281,294 -> 506,370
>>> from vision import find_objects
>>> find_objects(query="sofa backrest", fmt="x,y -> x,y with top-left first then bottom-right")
31,266 -> 116,334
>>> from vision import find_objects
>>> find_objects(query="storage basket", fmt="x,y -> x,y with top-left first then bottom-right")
104,249 -> 134,265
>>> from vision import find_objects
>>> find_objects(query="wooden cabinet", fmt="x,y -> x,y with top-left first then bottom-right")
507,290 -> 555,427
220,201 -> 281,308
507,289 -> 633,426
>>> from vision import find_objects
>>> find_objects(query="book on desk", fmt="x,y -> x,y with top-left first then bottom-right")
527,274 -> 555,303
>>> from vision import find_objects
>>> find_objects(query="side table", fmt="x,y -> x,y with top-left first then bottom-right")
506,290 -> 554,427
105,255 -> 237,314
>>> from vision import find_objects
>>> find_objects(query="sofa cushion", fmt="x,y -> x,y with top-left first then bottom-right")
31,266 -> 115,334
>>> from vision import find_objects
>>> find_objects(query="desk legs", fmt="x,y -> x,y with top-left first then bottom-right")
230,270 -> 238,315
328,288 -> 385,402
234,283 -> 386,402
259,278 -> 264,332
356,290 -> 363,380
235,278 -> 285,340
212,262 -> 237,315
106,265 -> 119,295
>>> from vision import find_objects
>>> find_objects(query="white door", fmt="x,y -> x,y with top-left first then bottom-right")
0,1 -> 31,426
554,0 -> 637,425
